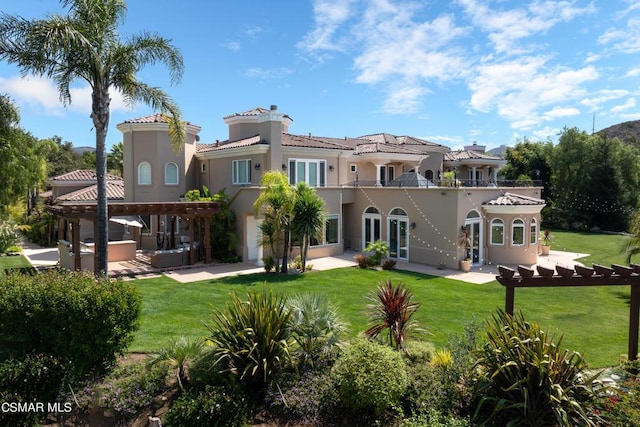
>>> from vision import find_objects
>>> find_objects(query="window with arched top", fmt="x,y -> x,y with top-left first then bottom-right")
530,218 -> 537,245
425,170 -> 434,180
364,206 -> 380,214
165,162 -> 179,185
390,207 -> 407,216
138,161 -> 151,185
466,210 -> 481,219
512,219 -> 525,246
490,218 -> 504,245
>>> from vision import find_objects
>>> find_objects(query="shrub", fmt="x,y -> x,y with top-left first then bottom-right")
0,353 -> 70,427
204,289 -> 294,394
263,256 -> 276,273
98,362 -> 168,421
288,293 -> 346,367
400,409 -> 470,427
431,348 -> 453,369
266,369 -> 338,426
599,377 -> 640,425
404,340 -> 435,364
147,336 -> 205,390
365,280 -> 422,351
364,239 -> 389,266
354,254 -> 368,269
163,384 -> 248,427
472,309 -> 601,426
404,361 -> 465,418
331,339 -> 408,417
382,258 -> 397,270
0,221 -> 19,253
0,270 -> 142,381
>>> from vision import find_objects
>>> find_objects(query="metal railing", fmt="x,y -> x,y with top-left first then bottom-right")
343,179 -> 543,188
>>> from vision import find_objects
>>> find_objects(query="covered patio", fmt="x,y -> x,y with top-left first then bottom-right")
46,201 -> 220,273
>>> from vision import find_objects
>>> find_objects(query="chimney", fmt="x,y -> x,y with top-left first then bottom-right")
270,104 -> 278,111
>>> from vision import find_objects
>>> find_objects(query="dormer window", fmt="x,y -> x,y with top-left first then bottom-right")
138,161 -> 151,185
165,162 -> 179,185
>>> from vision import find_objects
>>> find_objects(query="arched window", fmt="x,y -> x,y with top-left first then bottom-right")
138,161 -> 151,185
512,219 -> 525,246
165,162 -> 179,185
388,207 -> 409,259
490,218 -> 504,245
530,218 -> 538,245
425,170 -> 434,180
362,206 -> 381,249
390,207 -> 407,216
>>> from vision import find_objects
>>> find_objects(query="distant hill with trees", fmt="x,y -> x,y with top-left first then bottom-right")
597,120 -> 640,148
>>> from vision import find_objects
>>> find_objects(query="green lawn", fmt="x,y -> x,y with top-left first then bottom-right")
0,254 -> 32,276
130,229 -> 635,368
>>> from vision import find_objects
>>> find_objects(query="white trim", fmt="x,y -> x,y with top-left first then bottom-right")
483,204 -> 545,215
490,218 -> 505,246
138,161 -> 152,185
164,162 -> 179,185
511,218 -> 525,246
196,144 -> 269,160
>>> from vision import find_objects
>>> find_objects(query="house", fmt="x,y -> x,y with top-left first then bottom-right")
111,105 -> 545,270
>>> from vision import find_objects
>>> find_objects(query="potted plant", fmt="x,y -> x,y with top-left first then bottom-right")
540,229 -> 552,255
458,228 -> 472,272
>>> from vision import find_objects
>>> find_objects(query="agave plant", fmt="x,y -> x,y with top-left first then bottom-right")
365,280 -> 421,352
472,309 -> 601,426
204,289 -> 294,390
287,292 -> 347,367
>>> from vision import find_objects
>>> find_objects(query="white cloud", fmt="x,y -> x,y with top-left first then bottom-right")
585,52 -> 601,63
542,106 -> 580,120
222,41 -> 241,52
0,75 -> 130,116
457,0 -> 595,54
626,67 -> 640,77
244,67 -> 294,80
580,89 -> 630,110
611,97 -> 636,114
297,0 -> 354,59
531,125 -> 561,141
598,16 -> 640,53
380,83 -> 429,114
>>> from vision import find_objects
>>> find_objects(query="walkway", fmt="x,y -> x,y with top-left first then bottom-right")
21,242 -> 589,285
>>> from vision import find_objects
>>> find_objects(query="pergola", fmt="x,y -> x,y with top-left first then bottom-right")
496,263 -> 640,361
46,201 -> 220,272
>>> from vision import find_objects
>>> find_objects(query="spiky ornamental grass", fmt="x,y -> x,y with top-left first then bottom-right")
204,288 -> 294,392
472,309 -> 602,427
365,280 -> 422,352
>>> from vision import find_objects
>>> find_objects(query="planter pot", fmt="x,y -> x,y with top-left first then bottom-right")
459,259 -> 472,272
541,245 -> 551,255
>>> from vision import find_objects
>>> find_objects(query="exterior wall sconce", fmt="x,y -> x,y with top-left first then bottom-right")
329,165 -> 335,171
410,222 -> 416,230
254,163 -> 261,170
282,164 -> 287,171
440,191 -> 447,196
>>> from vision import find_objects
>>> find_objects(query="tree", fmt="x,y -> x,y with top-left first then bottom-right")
107,141 -> 124,177
502,138 -> 553,200
43,136 -> 85,177
0,0 -> 185,276
253,171 -> 296,273
291,182 -> 327,272
0,95 -> 48,218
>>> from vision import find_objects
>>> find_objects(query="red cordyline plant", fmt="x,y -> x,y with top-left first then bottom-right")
365,280 -> 421,352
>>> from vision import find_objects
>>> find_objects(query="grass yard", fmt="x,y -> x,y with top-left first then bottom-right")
0,254 -> 32,276
130,229 -> 634,368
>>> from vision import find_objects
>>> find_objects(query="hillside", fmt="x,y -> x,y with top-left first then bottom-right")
597,120 -> 640,148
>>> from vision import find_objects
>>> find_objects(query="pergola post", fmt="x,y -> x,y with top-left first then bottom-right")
188,217 -> 195,265
630,284 -> 640,361
72,219 -> 81,271
204,216 -> 211,264
57,217 -> 63,241
505,286 -> 515,316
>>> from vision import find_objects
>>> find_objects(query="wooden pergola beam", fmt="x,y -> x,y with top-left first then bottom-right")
496,263 -> 640,361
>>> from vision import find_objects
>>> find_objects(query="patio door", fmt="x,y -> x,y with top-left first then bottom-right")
247,215 -> 263,265
388,208 -> 408,260
362,206 -> 381,249
464,210 -> 482,264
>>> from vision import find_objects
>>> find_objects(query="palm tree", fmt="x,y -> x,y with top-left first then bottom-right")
0,0 -> 184,276
253,171 -> 295,273
291,182 -> 327,272
107,141 -> 124,177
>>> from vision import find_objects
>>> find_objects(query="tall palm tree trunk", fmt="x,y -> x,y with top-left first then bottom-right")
93,88 -> 110,277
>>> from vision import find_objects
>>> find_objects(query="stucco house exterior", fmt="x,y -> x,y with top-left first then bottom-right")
109,105 -> 545,270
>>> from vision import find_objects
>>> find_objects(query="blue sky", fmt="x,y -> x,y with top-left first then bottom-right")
1,0 -> 639,151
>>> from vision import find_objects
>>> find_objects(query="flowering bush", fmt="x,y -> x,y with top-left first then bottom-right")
164,385 -> 248,427
0,221 -> 19,254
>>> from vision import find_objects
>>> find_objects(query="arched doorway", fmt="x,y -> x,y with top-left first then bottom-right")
362,206 -> 381,250
388,207 -> 409,260
464,210 -> 482,265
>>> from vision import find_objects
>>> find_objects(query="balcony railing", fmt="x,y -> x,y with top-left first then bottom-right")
343,179 -> 543,188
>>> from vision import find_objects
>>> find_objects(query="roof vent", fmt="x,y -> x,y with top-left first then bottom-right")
270,104 -> 278,111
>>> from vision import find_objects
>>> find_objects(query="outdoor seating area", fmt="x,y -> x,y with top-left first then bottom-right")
149,248 -> 190,268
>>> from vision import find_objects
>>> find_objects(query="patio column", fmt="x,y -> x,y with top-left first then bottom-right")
188,217 -> 195,265
472,166 -> 477,186
72,219 -> 81,271
204,216 -> 211,264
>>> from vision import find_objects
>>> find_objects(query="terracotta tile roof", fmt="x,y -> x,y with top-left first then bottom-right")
444,150 -> 503,161
55,181 -> 125,202
354,142 -> 425,155
282,134 -> 355,150
223,107 -> 293,121
358,133 -> 446,149
49,170 -> 123,182
120,114 -> 196,126
484,192 -> 544,206
196,135 -> 264,153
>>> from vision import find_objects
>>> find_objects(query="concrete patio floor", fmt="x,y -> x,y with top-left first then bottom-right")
20,241 -> 589,285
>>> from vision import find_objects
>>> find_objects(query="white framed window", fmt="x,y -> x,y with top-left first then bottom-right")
201,162 -> 206,173
232,159 -> 251,184
512,219 -> 525,246
350,164 -> 357,173
288,159 -> 326,187
530,218 -> 538,245
311,214 -> 340,246
490,218 -> 504,245
138,161 -> 151,185
165,162 -> 179,185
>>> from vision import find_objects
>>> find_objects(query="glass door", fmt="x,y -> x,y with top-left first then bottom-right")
388,218 -> 408,260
